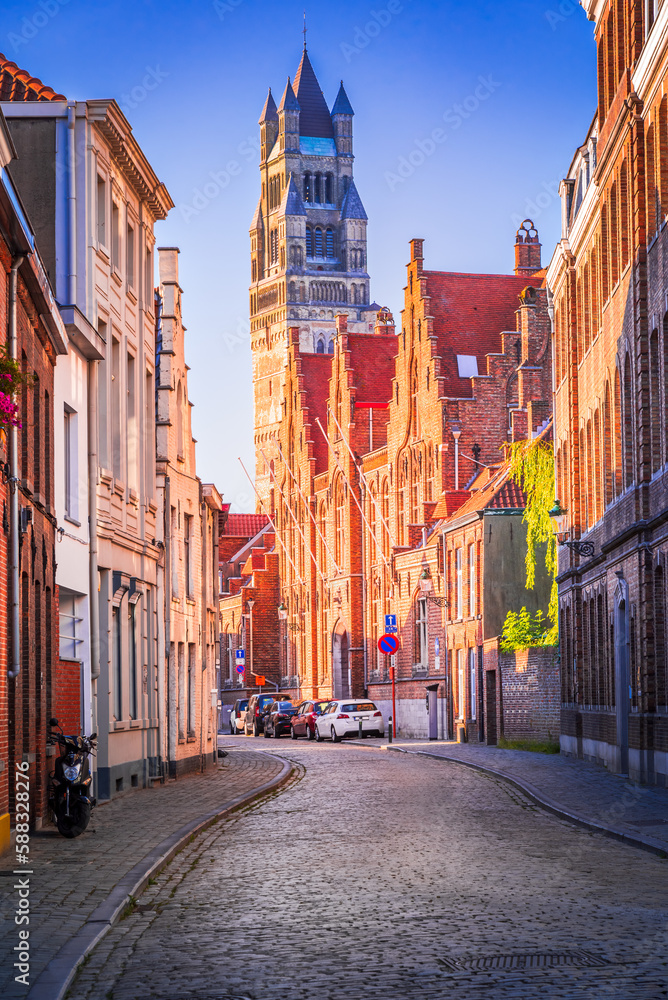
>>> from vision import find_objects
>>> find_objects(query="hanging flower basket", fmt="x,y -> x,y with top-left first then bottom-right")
0,345 -> 28,428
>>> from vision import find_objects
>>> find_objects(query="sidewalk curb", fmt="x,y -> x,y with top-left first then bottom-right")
27,753 -> 294,1000
382,745 -> 668,859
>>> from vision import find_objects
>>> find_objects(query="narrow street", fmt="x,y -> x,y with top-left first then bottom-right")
67,743 -> 668,1000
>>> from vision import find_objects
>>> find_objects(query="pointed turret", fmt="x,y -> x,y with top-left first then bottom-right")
249,197 -> 264,283
279,173 -> 307,217
331,81 -> 354,116
259,88 -> 278,163
293,49 -> 334,138
277,77 -> 300,154
341,179 -> 367,221
331,80 -> 353,158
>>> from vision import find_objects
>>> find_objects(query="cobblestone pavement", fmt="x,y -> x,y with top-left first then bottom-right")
66,741 -> 668,1000
360,738 -> 668,852
0,750 -> 285,1000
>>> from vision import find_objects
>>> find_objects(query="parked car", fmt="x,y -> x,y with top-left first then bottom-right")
229,698 -> 249,735
245,693 -> 292,736
264,701 -> 298,738
290,700 -> 331,740
315,700 -> 384,742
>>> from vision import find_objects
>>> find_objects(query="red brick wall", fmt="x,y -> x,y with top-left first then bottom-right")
498,647 -> 560,743
52,659 -> 82,737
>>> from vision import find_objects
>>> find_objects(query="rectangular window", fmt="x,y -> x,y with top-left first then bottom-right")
59,590 -> 83,660
456,548 -> 463,620
188,643 -> 196,736
97,320 -> 108,469
184,514 -> 193,598
127,352 -> 137,489
129,602 -> 137,720
178,642 -> 185,739
111,336 -> 121,480
469,647 -> 477,721
145,245 -> 153,309
414,597 -> 428,666
457,648 -> 465,719
126,222 -> 135,286
111,201 -> 120,270
96,175 -> 106,247
113,605 -> 122,720
469,543 -> 476,618
45,391 -> 51,506
145,369 -> 154,499
33,375 -> 40,497
64,406 -> 78,519
171,507 -> 179,597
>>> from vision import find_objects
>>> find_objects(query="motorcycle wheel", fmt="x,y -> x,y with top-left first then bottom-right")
56,799 -> 91,838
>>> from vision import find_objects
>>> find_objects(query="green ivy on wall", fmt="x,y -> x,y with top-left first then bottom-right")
503,438 -> 558,649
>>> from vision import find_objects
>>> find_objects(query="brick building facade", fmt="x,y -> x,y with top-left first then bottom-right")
548,0 -> 668,786
219,47 -> 555,740
0,107 -> 67,849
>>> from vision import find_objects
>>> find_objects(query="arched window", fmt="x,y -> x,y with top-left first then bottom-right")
326,228 -> 334,258
316,339 -> 325,355
303,174 -> 311,203
314,173 -> 322,203
327,340 -> 334,355
381,479 -> 390,557
335,481 -> 345,565
314,228 -> 323,257
651,329 -> 661,473
604,382 -> 613,507
614,365 -> 623,496
305,227 -> 312,257
624,353 -> 633,487
620,159 -> 629,269
325,174 -> 333,202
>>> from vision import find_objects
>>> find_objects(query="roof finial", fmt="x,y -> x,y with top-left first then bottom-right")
303,10 -> 307,50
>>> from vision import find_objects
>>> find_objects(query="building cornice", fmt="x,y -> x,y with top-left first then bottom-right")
632,4 -> 668,102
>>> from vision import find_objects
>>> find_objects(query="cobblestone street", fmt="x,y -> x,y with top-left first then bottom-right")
67,742 -> 668,1000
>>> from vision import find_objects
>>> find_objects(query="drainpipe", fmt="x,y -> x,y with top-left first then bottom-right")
88,362 -> 100,688
67,103 -> 77,304
452,429 -> 461,491
8,255 -> 24,680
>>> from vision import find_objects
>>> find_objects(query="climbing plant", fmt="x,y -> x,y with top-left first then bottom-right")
504,438 -> 558,647
0,344 -> 25,427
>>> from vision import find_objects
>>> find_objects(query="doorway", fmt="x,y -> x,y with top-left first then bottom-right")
332,626 -> 350,699
427,684 -> 439,740
614,584 -> 630,775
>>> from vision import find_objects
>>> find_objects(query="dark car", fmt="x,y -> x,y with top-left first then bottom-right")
229,698 -> 249,735
290,700 -> 331,740
264,701 -> 298,738
245,692 -> 293,736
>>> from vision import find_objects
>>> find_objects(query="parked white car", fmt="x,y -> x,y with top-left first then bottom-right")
315,700 -> 384,742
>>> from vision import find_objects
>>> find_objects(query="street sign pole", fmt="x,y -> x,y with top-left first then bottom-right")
378,633 -> 399,741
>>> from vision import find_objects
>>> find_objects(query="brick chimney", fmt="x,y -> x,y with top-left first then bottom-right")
514,220 -> 542,276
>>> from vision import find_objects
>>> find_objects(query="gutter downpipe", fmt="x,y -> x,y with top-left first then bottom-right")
165,475 -> 175,773
67,103 -> 77,305
7,255 -> 24,680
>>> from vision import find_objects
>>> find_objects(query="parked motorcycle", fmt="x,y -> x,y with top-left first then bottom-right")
48,718 -> 97,838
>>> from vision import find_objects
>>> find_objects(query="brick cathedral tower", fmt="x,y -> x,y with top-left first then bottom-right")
249,47 -> 379,507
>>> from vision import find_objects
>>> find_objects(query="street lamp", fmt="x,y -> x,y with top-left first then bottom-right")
548,499 -> 595,557
419,567 -> 448,607
277,601 -> 288,621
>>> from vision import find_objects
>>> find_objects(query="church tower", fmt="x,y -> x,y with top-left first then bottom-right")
250,48 -> 378,507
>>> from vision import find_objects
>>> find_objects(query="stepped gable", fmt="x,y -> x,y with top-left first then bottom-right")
0,54 -> 66,101
424,270 -> 532,397
347,333 -> 396,407
299,353 -> 332,472
293,49 -> 334,138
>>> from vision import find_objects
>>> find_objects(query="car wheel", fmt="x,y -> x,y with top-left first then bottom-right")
331,726 -> 340,743
263,726 -> 271,738
253,722 -> 260,737
315,726 -> 323,742
305,725 -> 314,741
291,726 -> 298,740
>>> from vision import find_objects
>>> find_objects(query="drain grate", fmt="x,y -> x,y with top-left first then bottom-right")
448,950 -> 608,972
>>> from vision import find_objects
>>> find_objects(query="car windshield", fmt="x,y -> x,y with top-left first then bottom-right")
259,697 -> 273,707
341,702 -> 377,712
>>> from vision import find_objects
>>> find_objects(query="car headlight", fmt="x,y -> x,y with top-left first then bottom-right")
63,764 -> 81,781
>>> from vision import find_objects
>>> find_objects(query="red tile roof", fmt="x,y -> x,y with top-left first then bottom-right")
0,55 -> 66,102
300,353 -> 333,471
347,333 -> 397,406
424,270 -> 533,397
440,463 -> 527,525
432,490 -> 472,519
222,513 -> 269,537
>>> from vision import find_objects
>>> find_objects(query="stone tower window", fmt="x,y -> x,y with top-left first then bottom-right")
306,227 -> 313,257
316,339 -> 325,354
314,228 -> 323,257
328,340 -> 334,355
326,228 -> 334,258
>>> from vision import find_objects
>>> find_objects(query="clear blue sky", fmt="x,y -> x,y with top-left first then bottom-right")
2,0 -> 596,512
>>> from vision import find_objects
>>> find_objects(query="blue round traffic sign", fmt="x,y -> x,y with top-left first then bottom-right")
378,633 -> 399,655
236,664 -> 245,674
